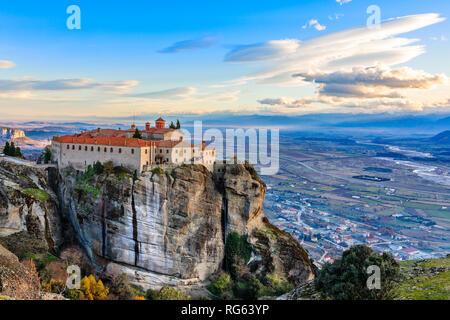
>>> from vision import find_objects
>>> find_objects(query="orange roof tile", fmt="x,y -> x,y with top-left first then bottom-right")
53,135 -> 154,147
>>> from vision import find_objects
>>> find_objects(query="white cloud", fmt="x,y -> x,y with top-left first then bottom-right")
224,39 -> 300,63
131,87 -> 197,99
218,13 -> 445,88
336,0 -> 352,5
0,60 -> 15,69
295,66 -> 447,98
0,78 -> 139,99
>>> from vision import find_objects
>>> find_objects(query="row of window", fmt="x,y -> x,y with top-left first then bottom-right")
66,144 -> 143,155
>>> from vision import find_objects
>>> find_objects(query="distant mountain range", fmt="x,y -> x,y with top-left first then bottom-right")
430,130 -> 450,145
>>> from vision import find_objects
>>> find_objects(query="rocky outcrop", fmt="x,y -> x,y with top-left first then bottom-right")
0,127 -> 25,140
57,163 -> 314,290
0,159 -> 63,252
0,244 -> 41,300
0,158 -> 314,291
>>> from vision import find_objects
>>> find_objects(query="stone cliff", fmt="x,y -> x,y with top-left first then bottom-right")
0,159 -> 314,291
0,159 -> 63,251
0,127 -> 26,140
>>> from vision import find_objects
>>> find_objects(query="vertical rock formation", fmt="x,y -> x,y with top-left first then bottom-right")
57,164 -> 314,290
0,127 -> 26,140
0,159 -> 314,291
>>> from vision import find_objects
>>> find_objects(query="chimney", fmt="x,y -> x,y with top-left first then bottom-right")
202,141 -> 206,150
179,136 -> 183,141
146,122 -> 151,131
131,124 -> 136,130
97,128 -> 101,133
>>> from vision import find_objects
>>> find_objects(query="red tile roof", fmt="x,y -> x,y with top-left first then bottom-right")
155,140 -> 195,148
156,117 -> 165,122
53,135 -> 154,147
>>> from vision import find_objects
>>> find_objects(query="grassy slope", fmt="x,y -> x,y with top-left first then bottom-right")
394,256 -> 450,300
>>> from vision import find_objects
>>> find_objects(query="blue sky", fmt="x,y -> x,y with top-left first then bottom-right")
0,0 -> 449,120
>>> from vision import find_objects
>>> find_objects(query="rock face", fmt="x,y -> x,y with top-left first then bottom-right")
57,164 -> 314,290
0,159 -> 314,291
0,244 -> 41,300
0,127 -> 25,140
0,159 -> 63,252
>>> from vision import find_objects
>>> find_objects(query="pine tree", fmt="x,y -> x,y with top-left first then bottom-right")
3,141 -> 10,155
176,120 -> 181,129
169,122 -> 176,129
15,147 -> 23,158
10,142 -> 15,156
133,128 -> 142,139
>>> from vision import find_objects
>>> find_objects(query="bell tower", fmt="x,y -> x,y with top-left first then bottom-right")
155,117 -> 166,129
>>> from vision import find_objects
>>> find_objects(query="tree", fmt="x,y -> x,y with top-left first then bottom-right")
43,148 -> 52,164
104,161 -> 115,175
169,121 -> 176,129
132,128 -> 142,139
3,141 -> 10,155
14,146 -> 23,158
71,275 -> 109,300
176,120 -> 181,129
314,245 -> 400,300
93,161 -> 104,175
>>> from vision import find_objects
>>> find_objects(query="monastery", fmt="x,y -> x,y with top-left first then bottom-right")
51,118 -> 216,173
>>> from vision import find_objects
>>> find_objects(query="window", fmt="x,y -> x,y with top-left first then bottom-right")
79,146 -> 82,151
91,147 -> 94,151
104,148 -> 107,152
72,145 -> 75,150
131,149 -> 135,154
145,149 -> 148,154
166,149 -> 169,154
119,148 -> 122,154
110,148 -> 114,153
67,145 -> 70,150
160,149 -> 163,153
184,149 -> 186,154
85,146 -> 88,151
98,147 -> 101,152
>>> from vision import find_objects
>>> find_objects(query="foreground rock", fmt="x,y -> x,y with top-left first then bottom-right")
0,158 -> 63,252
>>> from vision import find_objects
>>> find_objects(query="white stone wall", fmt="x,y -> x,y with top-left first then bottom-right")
54,142 -> 152,172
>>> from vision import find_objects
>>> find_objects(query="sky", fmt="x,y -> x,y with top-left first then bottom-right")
0,0 -> 449,120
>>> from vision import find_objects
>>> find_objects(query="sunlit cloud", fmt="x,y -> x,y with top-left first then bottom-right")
0,78 -> 139,94
218,14 -> 446,88
0,60 -> 16,69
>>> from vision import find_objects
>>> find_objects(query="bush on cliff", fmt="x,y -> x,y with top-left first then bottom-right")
314,245 -> 400,300
225,232 -> 252,279
146,286 -> 190,300
207,273 -> 231,297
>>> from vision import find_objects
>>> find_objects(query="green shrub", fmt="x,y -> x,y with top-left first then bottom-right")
260,273 -> 293,297
146,286 -> 190,300
225,232 -> 252,278
232,275 -> 263,300
207,273 -> 231,297
151,167 -> 165,176
314,245 -> 400,300
22,188 -> 50,202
